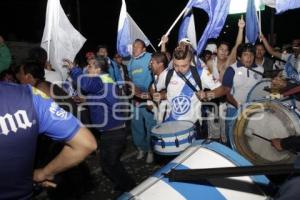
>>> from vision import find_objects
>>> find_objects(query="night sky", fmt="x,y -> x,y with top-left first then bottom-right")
1,0 -> 300,56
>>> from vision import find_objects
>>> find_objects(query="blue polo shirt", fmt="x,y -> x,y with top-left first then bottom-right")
0,83 -> 80,200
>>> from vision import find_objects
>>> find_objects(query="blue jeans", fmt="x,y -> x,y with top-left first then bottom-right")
131,106 -> 156,152
225,107 -> 238,148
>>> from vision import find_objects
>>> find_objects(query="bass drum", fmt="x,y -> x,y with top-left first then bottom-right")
231,99 -> 300,165
119,141 -> 270,200
246,78 -> 299,107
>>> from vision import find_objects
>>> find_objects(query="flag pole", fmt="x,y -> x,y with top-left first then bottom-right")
255,1 -> 262,41
258,1 -> 262,35
149,43 -> 157,52
158,5 -> 190,47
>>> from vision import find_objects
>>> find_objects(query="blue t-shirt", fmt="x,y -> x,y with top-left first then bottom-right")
70,67 -> 124,131
0,83 -> 80,200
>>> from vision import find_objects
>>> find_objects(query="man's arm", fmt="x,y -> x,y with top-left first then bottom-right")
33,127 -> 97,185
160,35 -> 169,53
227,16 -> 245,66
30,86 -> 97,187
225,92 -> 239,108
222,66 -> 238,107
260,34 -> 282,59
198,86 -> 228,101
64,59 -> 103,94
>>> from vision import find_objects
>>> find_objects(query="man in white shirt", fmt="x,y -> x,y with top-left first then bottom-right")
142,52 -> 169,124
156,45 -> 227,137
222,43 -> 264,146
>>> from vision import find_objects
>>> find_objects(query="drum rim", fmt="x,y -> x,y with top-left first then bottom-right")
246,78 -> 271,102
233,100 -> 299,165
151,120 -> 195,137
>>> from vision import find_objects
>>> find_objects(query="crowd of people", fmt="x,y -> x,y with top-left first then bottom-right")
1,14 -> 300,199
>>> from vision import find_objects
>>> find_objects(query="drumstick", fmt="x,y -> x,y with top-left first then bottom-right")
245,129 -> 297,155
252,133 -> 272,143
245,129 -> 271,142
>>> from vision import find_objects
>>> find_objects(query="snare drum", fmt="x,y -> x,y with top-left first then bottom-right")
119,141 -> 270,200
151,121 -> 195,155
231,99 -> 300,165
247,78 -> 272,102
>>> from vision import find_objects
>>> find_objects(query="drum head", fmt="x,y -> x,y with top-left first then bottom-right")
151,121 -> 194,136
233,100 -> 299,165
247,79 -> 271,102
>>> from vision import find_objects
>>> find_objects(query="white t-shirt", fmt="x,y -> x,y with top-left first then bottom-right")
156,67 -> 221,123
231,63 -> 264,105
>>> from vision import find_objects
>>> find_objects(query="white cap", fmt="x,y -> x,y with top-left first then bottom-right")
205,43 -> 217,53
179,38 -> 192,45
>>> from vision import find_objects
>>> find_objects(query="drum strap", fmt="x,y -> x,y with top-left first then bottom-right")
165,67 -> 202,91
247,67 -> 264,77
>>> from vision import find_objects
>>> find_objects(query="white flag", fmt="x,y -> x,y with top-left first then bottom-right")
41,0 -> 86,80
262,0 -> 300,13
178,9 -> 197,50
117,0 -> 152,57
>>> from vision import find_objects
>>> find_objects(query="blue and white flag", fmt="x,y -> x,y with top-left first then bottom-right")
182,0 -> 231,55
246,0 -> 259,44
178,9 -> 197,50
262,0 -> 300,14
41,0 -> 86,80
117,0 -> 151,57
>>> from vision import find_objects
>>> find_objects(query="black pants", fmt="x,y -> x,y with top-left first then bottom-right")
99,128 -> 136,192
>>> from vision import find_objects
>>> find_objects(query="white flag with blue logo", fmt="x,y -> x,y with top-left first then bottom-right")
262,0 -> 300,13
117,0 -> 151,57
41,0 -> 86,80
178,9 -> 198,50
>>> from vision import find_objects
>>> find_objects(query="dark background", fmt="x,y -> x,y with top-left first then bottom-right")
0,0 -> 300,56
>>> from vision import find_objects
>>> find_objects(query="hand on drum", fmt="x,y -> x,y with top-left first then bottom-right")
271,76 -> 287,92
271,138 -> 283,151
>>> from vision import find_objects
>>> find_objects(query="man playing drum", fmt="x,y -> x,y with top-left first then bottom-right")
222,43 -> 264,146
155,44 -> 227,139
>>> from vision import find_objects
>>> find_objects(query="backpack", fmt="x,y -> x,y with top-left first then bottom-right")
165,66 -> 202,91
